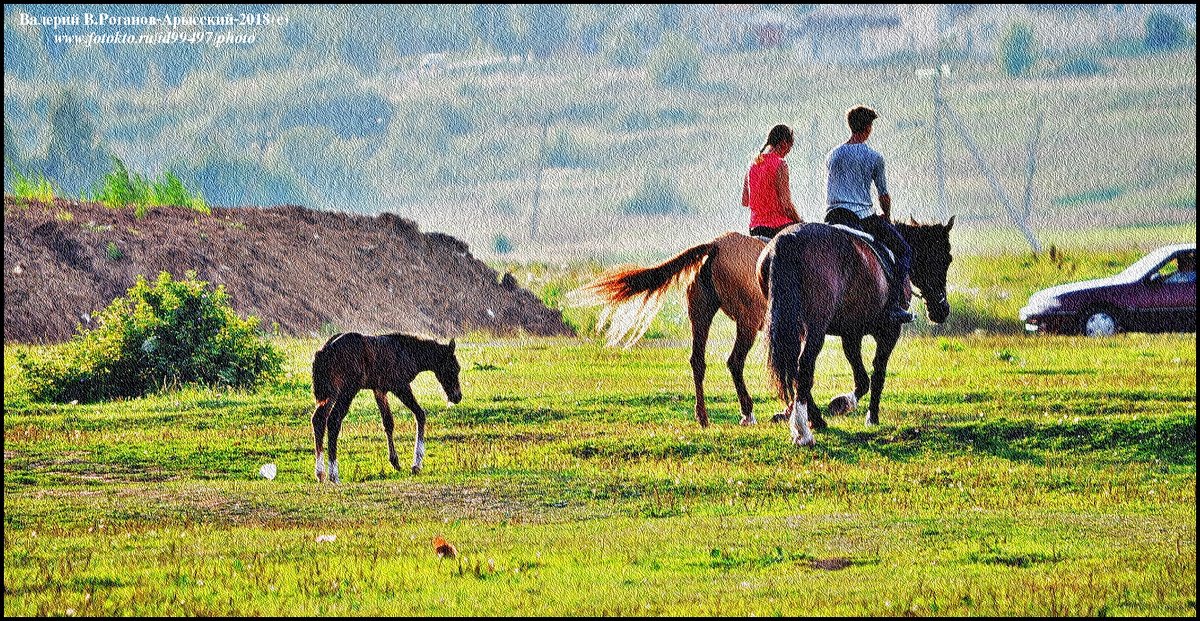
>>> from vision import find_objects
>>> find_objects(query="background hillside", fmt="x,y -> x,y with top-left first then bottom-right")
3,4 -> 1196,264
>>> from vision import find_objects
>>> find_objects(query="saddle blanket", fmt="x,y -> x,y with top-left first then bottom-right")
829,224 -> 896,283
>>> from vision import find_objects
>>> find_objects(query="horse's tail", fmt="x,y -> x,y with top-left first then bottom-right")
763,235 -> 806,405
568,242 -> 716,348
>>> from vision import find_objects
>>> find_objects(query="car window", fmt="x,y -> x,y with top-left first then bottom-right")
1162,251 -> 1196,285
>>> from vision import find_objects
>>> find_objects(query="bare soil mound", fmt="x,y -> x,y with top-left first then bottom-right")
4,198 -> 574,344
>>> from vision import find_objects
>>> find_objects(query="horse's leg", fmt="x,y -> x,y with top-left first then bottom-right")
396,386 -> 428,474
375,390 -> 402,473
865,326 -> 901,427
728,323 -> 758,426
829,334 -> 870,417
311,397 -> 333,483
686,278 -> 719,428
789,324 -> 827,444
326,391 -> 354,484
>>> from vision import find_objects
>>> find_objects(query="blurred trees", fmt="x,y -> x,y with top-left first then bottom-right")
999,22 -> 1036,77
44,89 -> 110,196
1144,12 -> 1190,52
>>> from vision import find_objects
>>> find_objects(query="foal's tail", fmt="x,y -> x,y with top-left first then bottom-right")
763,235 -> 806,405
568,242 -> 716,348
312,343 -> 336,405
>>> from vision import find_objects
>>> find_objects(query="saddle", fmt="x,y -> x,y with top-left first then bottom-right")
828,223 -> 898,285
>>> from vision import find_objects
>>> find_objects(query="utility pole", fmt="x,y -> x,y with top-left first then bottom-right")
529,115 -> 550,241
941,102 -> 1042,254
932,62 -> 948,222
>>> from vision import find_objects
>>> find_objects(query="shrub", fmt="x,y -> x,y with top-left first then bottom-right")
1053,56 -> 1106,78
619,175 -> 691,216
999,23 -> 1036,77
16,271 -> 283,403
11,168 -> 57,203
493,233 -> 514,254
648,32 -> 701,89
90,157 -> 208,215
1144,12 -> 1190,52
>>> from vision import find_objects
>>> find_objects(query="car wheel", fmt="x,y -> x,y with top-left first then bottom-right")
1082,310 -> 1119,337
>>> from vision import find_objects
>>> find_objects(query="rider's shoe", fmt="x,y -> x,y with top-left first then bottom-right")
887,307 -> 915,324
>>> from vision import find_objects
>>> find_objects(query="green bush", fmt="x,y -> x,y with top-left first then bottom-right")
10,168 -> 58,203
89,157 -> 208,215
1144,12 -> 1190,52
619,175 -> 692,216
16,271 -> 283,403
999,23 -> 1036,77
648,32 -> 701,89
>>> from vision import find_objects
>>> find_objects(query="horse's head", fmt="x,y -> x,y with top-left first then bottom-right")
435,339 -> 463,405
900,216 -> 954,324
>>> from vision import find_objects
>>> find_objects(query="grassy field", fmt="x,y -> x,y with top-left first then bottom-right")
4,329 -> 1195,615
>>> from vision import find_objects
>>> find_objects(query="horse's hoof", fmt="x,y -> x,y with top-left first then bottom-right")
811,418 -> 828,431
793,436 -> 816,447
696,417 -> 709,428
769,413 -> 789,424
739,415 -> 757,426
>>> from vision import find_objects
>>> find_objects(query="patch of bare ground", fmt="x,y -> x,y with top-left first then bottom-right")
4,197 -> 574,343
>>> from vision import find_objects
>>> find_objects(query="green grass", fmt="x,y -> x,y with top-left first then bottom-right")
4,331 -> 1195,616
10,168 -> 58,203
87,158 -> 209,216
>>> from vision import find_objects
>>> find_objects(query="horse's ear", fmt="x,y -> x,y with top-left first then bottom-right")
448,338 -> 456,352
946,215 -> 956,231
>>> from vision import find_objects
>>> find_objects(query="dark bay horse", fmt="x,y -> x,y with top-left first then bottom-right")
571,232 -> 776,427
759,219 -> 954,446
311,332 -> 462,482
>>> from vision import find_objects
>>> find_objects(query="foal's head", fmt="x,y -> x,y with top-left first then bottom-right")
899,216 -> 955,324
434,339 -> 463,405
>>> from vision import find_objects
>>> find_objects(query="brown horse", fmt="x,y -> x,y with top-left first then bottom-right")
311,332 -> 462,482
571,232 -> 777,427
759,219 -> 954,446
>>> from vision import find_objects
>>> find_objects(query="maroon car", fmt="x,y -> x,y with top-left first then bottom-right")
1020,243 -> 1196,336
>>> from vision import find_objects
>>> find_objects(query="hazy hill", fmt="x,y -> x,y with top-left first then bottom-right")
3,4 -> 1195,262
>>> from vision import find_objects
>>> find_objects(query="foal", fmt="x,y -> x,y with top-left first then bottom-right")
311,332 -> 462,482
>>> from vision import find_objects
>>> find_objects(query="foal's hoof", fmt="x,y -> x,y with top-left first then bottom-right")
810,417 -> 828,431
739,415 -> 757,426
411,465 -> 422,475
769,412 -> 789,424
828,395 -> 857,417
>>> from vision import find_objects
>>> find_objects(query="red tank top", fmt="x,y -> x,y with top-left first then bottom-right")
746,153 -> 793,229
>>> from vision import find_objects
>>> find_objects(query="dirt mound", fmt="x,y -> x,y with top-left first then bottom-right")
3,198 -> 574,344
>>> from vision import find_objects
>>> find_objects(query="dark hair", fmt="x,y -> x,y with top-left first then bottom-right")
847,106 -> 878,134
760,124 -> 794,154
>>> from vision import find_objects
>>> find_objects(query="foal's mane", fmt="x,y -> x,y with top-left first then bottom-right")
381,332 -> 447,348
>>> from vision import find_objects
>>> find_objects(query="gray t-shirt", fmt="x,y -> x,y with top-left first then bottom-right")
825,143 -> 888,219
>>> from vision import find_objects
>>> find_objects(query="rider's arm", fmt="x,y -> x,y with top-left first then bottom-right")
774,161 -> 802,223
874,155 -> 891,219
